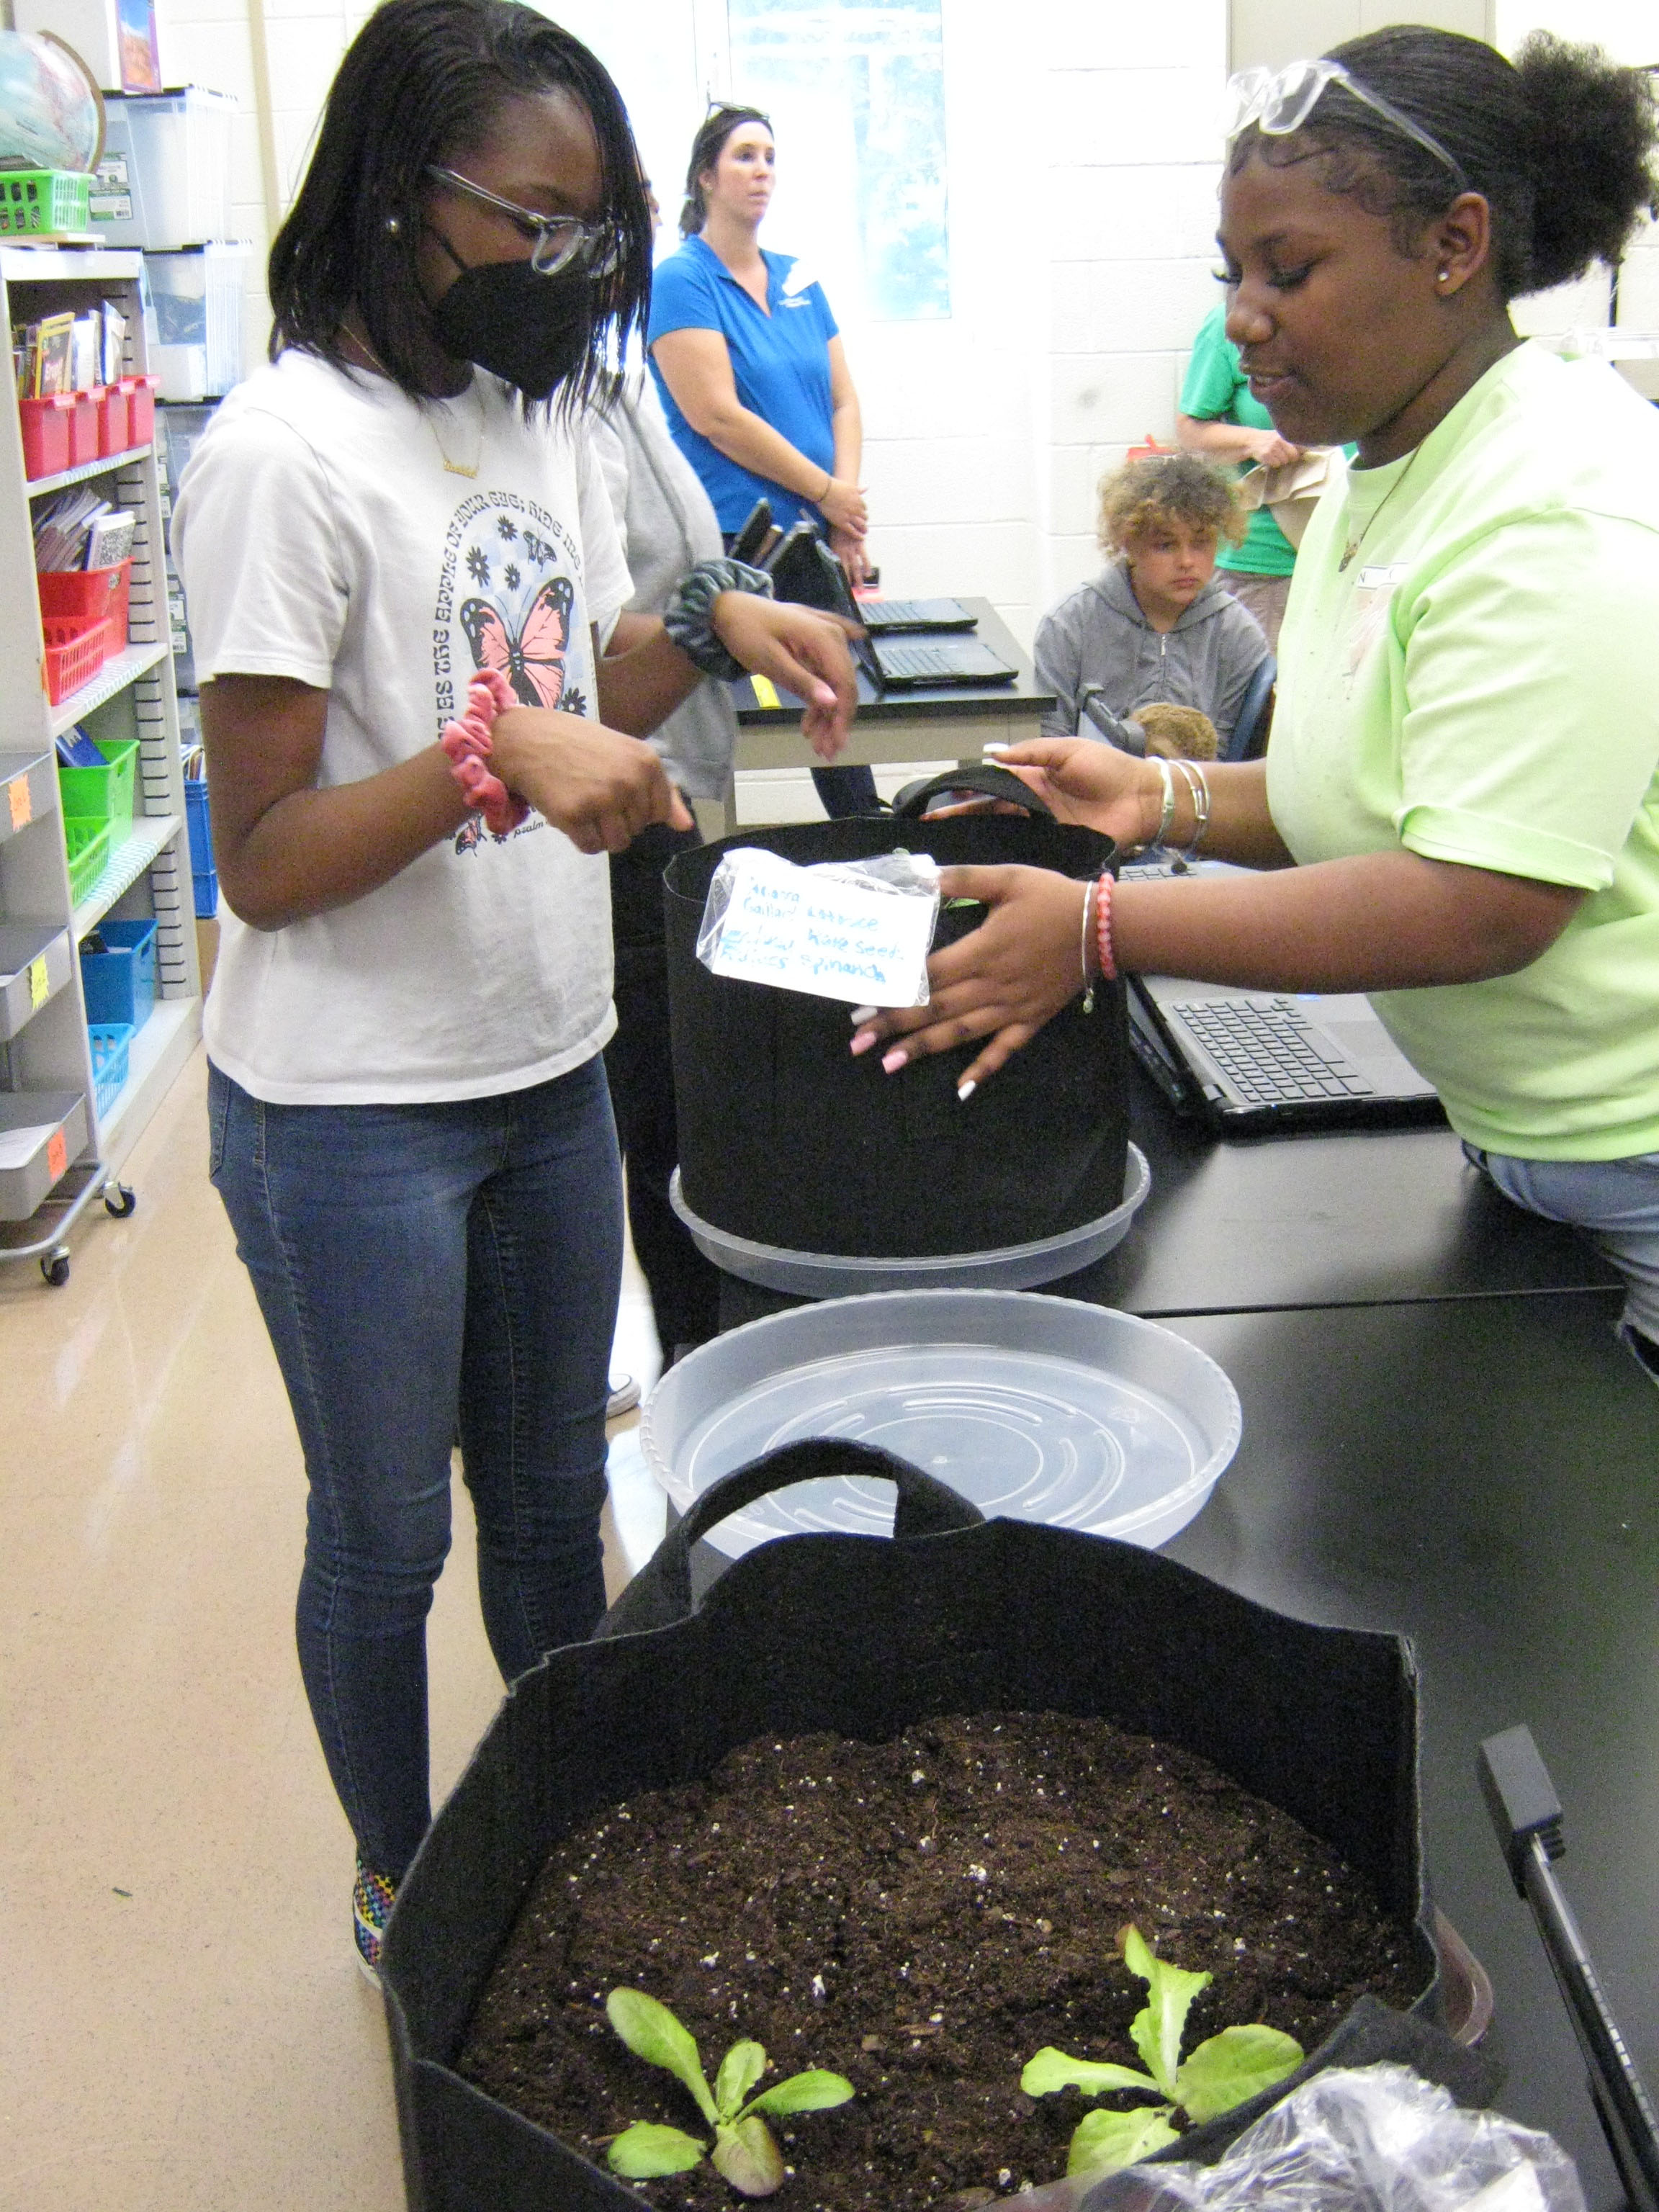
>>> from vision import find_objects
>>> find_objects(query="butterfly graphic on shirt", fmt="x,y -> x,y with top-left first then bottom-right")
459,573 -> 575,711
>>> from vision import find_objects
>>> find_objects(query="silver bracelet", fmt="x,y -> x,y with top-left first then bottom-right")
1171,758 -> 1211,855
662,557 -> 774,680
1079,880 -> 1095,1014
1148,755 -> 1177,850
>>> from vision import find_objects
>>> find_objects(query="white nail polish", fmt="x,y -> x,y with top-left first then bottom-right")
850,1004 -> 876,1025
958,1079 -> 976,1102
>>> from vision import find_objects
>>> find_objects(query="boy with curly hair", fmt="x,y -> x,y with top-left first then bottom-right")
1035,453 -> 1270,751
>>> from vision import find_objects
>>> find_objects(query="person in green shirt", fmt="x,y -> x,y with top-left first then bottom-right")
850,27 -> 1659,1382
1177,302 -> 1303,650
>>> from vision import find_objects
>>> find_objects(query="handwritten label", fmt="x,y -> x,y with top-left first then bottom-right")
47,1128 -> 67,1182
7,775 -> 30,832
704,850 -> 934,1007
29,956 -> 49,1009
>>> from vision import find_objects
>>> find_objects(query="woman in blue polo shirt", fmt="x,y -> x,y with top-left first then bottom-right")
650,103 -> 876,814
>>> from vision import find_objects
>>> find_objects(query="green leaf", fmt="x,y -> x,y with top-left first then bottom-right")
1122,1926 -> 1212,2099
711,2113 -> 787,2197
745,2069 -> 855,2117
1175,2023 -> 1304,2123
1066,2105 -> 1180,2177
1021,2047 -> 1163,2100
606,2122 -> 708,2178
605,1989 -> 718,2126
714,2040 -> 768,2121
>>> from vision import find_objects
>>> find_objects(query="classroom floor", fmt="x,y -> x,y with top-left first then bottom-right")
0,1045 -> 668,2212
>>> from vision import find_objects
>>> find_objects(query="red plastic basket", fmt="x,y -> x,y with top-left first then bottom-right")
124,375 -> 158,445
40,559 -> 131,657
96,384 -> 130,455
19,393 -> 73,479
65,391 -> 99,467
42,615 -> 107,705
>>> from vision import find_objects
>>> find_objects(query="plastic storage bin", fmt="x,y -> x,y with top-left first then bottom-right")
184,775 -> 216,916
88,1022 -> 135,1117
0,169 -> 91,238
65,391 -> 99,467
57,737 -> 139,835
94,89 -> 235,249
19,393 -> 73,478
78,917 -> 156,1030
0,1091 -> 88,1220
40,559 -> 131,657
42,616 -> 107,706
65,819 -> 111,906
124,375 -> 159,444
95,383 -> 129,454
146,244 -> 248,399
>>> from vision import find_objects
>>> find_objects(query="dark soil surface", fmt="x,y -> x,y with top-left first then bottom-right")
459,1712 -> 1422,2211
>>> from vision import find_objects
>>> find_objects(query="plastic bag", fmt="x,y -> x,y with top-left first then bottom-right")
694,844 -> 942,1007
1073,2064 -> 1586,2212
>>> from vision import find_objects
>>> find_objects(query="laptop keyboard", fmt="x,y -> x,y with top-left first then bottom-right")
862,598 -> 968,630
877,641 -> 1000,680
1169,997 -> 1377,1104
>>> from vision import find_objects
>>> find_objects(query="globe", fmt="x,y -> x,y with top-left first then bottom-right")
0,31 -> 102,174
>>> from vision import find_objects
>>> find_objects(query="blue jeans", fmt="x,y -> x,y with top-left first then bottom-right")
1464,1143 -> 1659,1372
208,1056 -> 623,1878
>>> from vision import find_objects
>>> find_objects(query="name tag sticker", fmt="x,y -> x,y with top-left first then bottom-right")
29,955 -> 49,1008
1357,562 -> 1409,588
698,847 -> 938,1007
8,775 -> 30,832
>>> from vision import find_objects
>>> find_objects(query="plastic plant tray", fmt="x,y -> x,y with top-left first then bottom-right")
642,1287 -> 1243,1560
671,1141 -> 1151,1296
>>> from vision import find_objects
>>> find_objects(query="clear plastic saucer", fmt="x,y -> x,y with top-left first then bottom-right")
641,1289 -> 1241,1559
669,1143 -> 1151,1295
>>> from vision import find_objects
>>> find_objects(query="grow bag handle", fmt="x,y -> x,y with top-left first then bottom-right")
596,1439 -> 985,1639
891,762 -> 1057,820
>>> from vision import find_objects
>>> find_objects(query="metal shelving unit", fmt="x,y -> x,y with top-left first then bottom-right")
0,246 -> 202,1285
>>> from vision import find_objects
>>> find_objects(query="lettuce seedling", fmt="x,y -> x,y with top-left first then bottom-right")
1022,1924 -> 1303,2179
604,1987 -> 854,2197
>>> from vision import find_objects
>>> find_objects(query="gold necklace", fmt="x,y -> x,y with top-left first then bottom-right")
1339,439 -> 1426,572
343,330 -> 483,479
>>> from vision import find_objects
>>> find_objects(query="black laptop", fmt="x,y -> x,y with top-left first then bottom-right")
859,596 -> 977,634
766,531 -> 1018,691
1120,860 -> 1443,1134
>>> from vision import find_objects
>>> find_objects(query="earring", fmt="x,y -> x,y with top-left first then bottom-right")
386,215 -> 402,235
1437,267 -> 1451,285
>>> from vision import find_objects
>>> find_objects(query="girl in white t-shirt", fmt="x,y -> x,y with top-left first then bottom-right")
173,0 -> 856,1979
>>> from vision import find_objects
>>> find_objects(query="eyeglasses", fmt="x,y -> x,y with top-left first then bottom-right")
424,165 -> 625,276
1223,59 -> 1470,195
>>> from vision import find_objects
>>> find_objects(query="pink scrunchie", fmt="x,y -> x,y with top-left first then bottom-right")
440,669 -> 529,839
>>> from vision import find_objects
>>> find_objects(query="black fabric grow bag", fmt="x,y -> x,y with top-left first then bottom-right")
662,770 -> 1129,1257
380,1444 -> 1482,2212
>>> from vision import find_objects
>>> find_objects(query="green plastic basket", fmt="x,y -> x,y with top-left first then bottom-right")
58,738 -> 139,837
65,819 -> 110,907
0,170 -> 92,238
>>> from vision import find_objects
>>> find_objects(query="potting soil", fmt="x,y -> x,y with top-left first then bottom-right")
458,1711 -> 1423,2211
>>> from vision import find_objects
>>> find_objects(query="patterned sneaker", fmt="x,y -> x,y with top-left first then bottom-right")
353,1857 -> 397,1985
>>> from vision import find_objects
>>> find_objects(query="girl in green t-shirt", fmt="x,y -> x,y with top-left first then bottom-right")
852,27 -> 1659,1382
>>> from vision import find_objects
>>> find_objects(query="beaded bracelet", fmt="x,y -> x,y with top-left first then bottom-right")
1095,868 -> 1118,983
440,668 -> 528,840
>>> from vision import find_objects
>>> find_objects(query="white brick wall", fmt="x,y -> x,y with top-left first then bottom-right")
147,0 -> 1647,657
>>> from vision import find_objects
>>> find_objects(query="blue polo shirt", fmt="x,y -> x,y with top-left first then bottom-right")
647,233 -> 840,534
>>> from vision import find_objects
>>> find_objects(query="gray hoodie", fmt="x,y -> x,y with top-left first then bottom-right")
1033,563 -> 1269,746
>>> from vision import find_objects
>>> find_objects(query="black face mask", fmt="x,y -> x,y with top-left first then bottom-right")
430,241 -> 595,400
